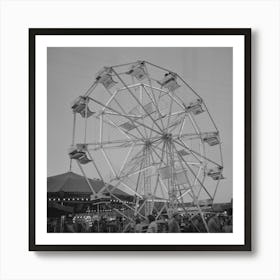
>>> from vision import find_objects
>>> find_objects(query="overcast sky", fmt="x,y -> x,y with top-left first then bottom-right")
47,47 -> 232,203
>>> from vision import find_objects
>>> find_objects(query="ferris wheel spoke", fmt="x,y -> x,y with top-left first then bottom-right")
85,149 -> 105,181
212,178 -> 222,201
103,115 -> 143,142
107,172 -> 144,201
142,64 -> 160,107
120,164 -> 157,181
94,114 -> 139,141
196,184 -> 203,199
175,131 -> 214,139
119,146 -> 146,175
103,86 -> 148,140
111,68 -> 164,134
142,85 -> 165,130
155,203 -> 168,220
151,171 -> 161,199
149,141 -> 168,166
107,116 -> 157,143
187,113 -> 200,134
187,113 -> 206,163
89,96 -> 148,139
151,145 -> 174,165
172,142 -> 213,200
159,111 -> 186,121
101,148 -> 118,178
167,114 -> 186,134
118,143 -> 137,177
119,158 -> 145,180
86,138 -> 142,148
165,91 -> 185,110
135,152 -> 145,194
192,165 -> 204,188
75,161 -> 97,195
177,137 -> 208,165
119,181 -> 143,199
130,88 -> 164,134
158,177 -> 169,196
175,138 -> 221,167
148,143 -> 168,204
150,143 -> 202,169
119,149 -> 149,179
103,108 -> 161,137
89,143 -> 143,151
119,140 -> 163,181
178,114 -> 187,137
177,188 -> 192,201
148,119 -> 156,139
139,83 -> 149,139
149,150 -> 163,200
177,165 -> 204,200
129,76 -> 149,138
166,94 -> 174,132
142,82 -> 169,106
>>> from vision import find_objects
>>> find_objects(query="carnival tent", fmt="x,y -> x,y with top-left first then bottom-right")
47,171 -> 131,198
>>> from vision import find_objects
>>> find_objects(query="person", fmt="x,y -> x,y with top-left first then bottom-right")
64,214 -> 75,233
168,212 -> 181,233
161,222 -> 168,233
182,216 -> 194,232
223,216 -> 233,233
134,218 -> 142,233
207,213 -> 221,232
147,215 -> 158,233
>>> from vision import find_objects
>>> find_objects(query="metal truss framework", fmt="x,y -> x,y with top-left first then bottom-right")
68,60 -> 224,232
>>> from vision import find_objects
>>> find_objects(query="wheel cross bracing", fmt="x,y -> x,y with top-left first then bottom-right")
68,61 -> 224,232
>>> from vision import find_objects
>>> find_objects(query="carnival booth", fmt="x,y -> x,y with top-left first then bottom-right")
47,171 -> 134,232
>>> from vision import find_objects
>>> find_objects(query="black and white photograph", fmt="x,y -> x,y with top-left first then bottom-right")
47,48 -> 232,234
4,0 -> 280,279
29,29 -> 251,250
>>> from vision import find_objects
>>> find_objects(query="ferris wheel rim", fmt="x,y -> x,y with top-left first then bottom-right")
69,60 -> 225,232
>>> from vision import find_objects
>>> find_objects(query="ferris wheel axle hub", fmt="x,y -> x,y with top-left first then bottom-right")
162,133 -> 172,141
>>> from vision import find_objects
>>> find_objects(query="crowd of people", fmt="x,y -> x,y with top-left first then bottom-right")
127,212 -> 232,233
48,210 -> 232,233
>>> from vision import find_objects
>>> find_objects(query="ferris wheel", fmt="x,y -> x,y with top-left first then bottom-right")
68,60 -> 224,232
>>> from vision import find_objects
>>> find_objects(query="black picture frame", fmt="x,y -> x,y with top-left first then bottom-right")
29,28 -> 251,251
